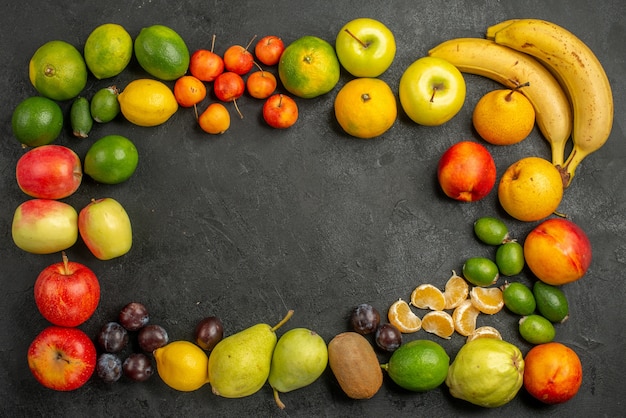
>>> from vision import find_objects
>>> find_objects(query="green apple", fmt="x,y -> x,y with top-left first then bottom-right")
399,56 -> 466,126
78,197 -> 132,260
335,18 -> 396,77
12,199 -> 78,254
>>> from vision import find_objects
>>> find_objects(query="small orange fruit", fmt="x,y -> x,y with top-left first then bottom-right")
421,310 -> 455,339
466,325 -> 502,343
523,342 -> 583,404
174,75 -> 207,108
472,86 -> 535,146
470,286 -> 504,315
410,284 -> 446,311
452,299 -> 480,337
387,299 -> 421,333
198,103 -> 230,135
443,271 -> 469,310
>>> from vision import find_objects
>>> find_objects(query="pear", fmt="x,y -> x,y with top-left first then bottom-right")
208,310 -> 293,398
268,328 -> 328,409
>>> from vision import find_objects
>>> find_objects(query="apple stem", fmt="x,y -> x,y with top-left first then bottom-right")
277,94 -> 284,108
210,34 -> 216,53
245,34 -> 258,51
253,60 -> 265,74
232,99 -> 244,119
61,251 -> 70,275
430,86 -> 438,102
344,28 -> 368,49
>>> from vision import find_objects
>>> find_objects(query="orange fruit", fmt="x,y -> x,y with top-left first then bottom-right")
472,87 -> 535,145
498,156 -> 564,222
410,284 -> 445,311
174,75 -> 207,108
198,103 -> 230,135
387,299 -> 421,333
523,342 -> 583,404
421,310 -> 454,339
466,326 -> 502,343
334,77 -> 397,139
470,286 -> 504,315
452,299 -> 480,336
443,271 -> 469,310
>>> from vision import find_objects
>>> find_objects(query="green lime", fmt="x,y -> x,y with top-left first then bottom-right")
502,282 -> 536,316
462,257 -> 499,287
518,314 -> 555,344
473,216 -> 509,245
12,96 -> 63,146
29,40 -> 87,101
84,135 -> 138,184
381,339 -> 449,392
533,281 -> 569,323
134,25 -> 189,81
496,241 -> 524,276
90,86 -> 120,123
278,35 -> 340,99
70,96 -> 93,138
84,23 -> 133,79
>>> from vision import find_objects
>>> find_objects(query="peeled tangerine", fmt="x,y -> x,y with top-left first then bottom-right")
446,338 -> 524,408
268,328 -> 328,409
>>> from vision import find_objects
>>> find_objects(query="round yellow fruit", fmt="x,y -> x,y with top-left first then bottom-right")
118,79 -> 178,127
84,23 -> 133,80
334,78 -> 397,139
473,89 -> 536,145
498,157 -> 563,222
29,40 -> 87,101
154,341 -> 209,392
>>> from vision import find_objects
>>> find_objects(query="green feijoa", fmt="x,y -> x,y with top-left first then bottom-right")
496,241 -> 524,276
518,314 -> 555,344
462,257 -> 500,287
533,281 -> 569,323
90,86 -> 120,123
70,96 -> 93,138
502,282 -> 536,315
474,217 -> 509,245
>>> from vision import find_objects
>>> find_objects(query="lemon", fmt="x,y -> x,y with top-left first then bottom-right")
84,135 -> 138,184
154,341 -> 210,391
12,96 -> 63,146
278,36 -> 340,99
134,25 -> 189,81
334,78 -> 397,139
118,79 -> 178,127
29,40 -> 87,101
84,23 -> 133,80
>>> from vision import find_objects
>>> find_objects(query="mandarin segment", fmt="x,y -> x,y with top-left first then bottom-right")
421,310 -> 455,339
443,271 -> 469,309
470,286 -> 504,315
410,283 -> 446,311
387,299 -> 422,333
452,299 -> 480,336
466,325 -> 502,343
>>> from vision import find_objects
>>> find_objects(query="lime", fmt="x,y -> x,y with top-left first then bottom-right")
84,23 -> 133,79
84,135 -> 138,184
12,96 -> 63,146
502,282 -> 536,315
533,281 -> 569,323
70,96 -> 93,138
118,79 -> 178,127
496,241 -> 525,276
154,341 -> 210,391
474,216 -> 509,245
278,36 -> 340,99
134,25 -> 189,81
29,40 -> 87,101
519,314 -> 555,344
462,257 -> 499,287
90,86 -> 120,123
381,339 -> 449,392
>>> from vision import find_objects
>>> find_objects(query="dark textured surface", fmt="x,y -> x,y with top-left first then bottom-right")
1,1 -> 625,416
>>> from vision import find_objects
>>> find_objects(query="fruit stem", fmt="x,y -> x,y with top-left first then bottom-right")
430,86 -> 438,102
245,35 -> 258,51
210,34 -> 216,53
507,81 -> 531,101
344,28 -> 368,49
232,99 -> 244,119
61,251 -> 70,275
273,388 -> 286,410
271,309 -> 294,332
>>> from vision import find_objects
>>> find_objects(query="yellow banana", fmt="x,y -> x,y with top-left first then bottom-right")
488,19 -> 614,187
428,38 -> 572,166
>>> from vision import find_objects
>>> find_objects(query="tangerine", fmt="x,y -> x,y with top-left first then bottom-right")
452,299 -> 480,337
421,310 -> 455,339
443,271 -> 469,310
387,299 -> 421,333
410,284 -> 445,311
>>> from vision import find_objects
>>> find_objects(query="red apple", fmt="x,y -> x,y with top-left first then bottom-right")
246,69 -> 277,99
34,252 -> 100,327
189,48 -> 224,82
524,218 -> 592,285
12,199 -> 78,254
262,94 -> 298,129
16,144 -> 82,199
437,141 -> 496,202
254,35 -> 285,66
223,44 -> 254,75
28,326 -> 97,391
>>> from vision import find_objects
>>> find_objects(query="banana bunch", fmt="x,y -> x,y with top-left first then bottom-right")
429,19 -> 613,187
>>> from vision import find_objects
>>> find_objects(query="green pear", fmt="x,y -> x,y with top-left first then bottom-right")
208,310 -> 293,398
268,328 -> 328,409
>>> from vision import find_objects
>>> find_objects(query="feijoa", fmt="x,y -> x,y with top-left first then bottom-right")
502,282 -> 536,316
474,217 -> 509,245
462,257 -> 499,287
533,281 -> 569,323
70,96 -> 93,138
519,314 -> 555,344
91,86 -> 120,123
496,241 -> 524,276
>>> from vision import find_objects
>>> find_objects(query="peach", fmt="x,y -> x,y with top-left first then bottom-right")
437,141 -> 496,202
523,218 -> 592,285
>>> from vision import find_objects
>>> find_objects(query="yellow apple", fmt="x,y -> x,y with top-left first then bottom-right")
78,197 -> 132,260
